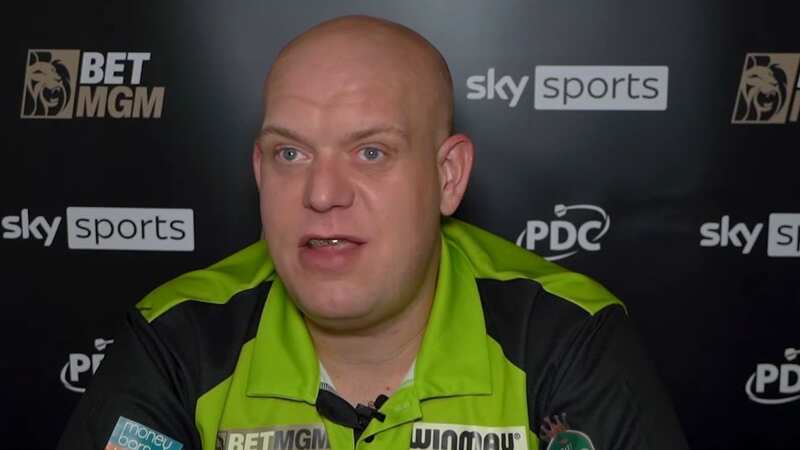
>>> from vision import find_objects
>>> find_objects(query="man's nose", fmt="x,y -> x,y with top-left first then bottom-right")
303,156 -> 355,212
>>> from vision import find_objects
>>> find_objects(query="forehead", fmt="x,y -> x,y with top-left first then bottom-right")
265,67 -> 412,133
262,33 -> 441,139
265,58 -> 420,138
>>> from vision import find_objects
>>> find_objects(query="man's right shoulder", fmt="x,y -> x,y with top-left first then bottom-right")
122,241 -> 276,396
136,240 -> 276,323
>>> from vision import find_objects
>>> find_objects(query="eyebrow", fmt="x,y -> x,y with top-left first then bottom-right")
258,125 -> 309,146
344,125 -> 408,143
258,124 -> 408,146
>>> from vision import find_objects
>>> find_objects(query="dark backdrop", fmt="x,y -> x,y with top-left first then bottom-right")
3,1 -> 799,448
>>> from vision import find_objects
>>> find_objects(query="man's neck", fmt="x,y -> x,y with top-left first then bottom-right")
305,264 -> 438,406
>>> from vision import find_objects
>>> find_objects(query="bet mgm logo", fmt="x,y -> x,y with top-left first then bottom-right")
20,49 -> 80,119
20,48 -> 164,119
732,53 -> 800,124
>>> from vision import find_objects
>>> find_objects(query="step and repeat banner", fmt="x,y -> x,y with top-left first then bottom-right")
3,1 -> 798,448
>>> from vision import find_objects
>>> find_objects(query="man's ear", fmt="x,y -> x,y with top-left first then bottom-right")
437,133 -> 475,216
252,142 -> 263,191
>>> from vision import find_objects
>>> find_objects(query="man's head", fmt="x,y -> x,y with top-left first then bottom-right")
253,15 -> 474,332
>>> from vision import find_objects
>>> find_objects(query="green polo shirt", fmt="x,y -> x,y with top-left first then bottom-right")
57,218 -> 689,450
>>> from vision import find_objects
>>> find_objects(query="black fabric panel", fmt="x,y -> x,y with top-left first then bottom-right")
539,305 -> 690,450
478,278 -> 557,431
56,306 -> 202,450
147,281 -> 271,395
477,278 -> 542,369
56,281 -> 271,450
477,278 -> 689,450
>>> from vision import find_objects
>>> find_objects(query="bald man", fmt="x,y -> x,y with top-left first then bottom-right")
58,16 -> 688,450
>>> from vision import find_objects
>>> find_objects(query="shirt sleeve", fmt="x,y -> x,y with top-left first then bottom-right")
534,305 -> 690,450
56,309 -> 202,450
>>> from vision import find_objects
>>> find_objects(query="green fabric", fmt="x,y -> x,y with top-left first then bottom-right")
136,240 -> 275,322
246,277 -> 321,403
137,217 -> 621,321
138,217 -> 622,450
441,218 -> 623,315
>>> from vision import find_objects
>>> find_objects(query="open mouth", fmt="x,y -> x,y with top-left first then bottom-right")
307,238 -> 349,248
301,235 -> 365,249
298,234 -> 365,271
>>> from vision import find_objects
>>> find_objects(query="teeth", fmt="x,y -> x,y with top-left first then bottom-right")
308,239 -> 345,248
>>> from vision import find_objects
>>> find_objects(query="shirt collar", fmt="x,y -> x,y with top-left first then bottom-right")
246,276 -> 320,403
318,360 -> 416,395
412,231 -> 492,399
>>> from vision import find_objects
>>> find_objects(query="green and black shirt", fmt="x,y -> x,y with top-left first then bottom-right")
58,218 -> 689,450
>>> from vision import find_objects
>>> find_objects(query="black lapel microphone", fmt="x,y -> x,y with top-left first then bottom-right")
356,394 -> 389,424
316,391 -> 389,440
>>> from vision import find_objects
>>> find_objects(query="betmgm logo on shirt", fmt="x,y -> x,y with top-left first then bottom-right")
217,424 -> 329,450
732,53 -> 800,124
20,49 -> 165,119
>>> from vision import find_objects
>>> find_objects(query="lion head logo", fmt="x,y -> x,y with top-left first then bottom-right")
733,54 -> 789,122
22,51 -> 73,117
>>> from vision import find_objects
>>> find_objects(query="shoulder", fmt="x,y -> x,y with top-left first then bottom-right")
126,241 -> 276,393
136,240 -> 276,322
442,217 -> 624,316
443,217 -> 628,369
443,219 -> 661,431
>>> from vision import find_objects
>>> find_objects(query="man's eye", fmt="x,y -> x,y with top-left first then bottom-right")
276,147 -> 302,162
359,147 -> 384,161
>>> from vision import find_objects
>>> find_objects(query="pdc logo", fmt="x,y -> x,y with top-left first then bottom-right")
20,49 -> 165,119
745,348 -> 800,405
516,204 -> 610,261
732,53 -> 800,124
60,337 -> 113,393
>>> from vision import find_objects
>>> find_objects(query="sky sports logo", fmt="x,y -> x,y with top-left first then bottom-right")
466,65 -> 668,110
1,207 -> 194,251
699,213 -> 800,257
20,49 -> 165,119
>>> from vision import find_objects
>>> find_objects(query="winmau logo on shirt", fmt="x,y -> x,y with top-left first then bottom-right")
410,423 -> 527,450
216,424 -> 329,450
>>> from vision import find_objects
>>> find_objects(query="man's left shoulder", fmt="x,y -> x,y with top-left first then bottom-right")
443,217 -> 624,316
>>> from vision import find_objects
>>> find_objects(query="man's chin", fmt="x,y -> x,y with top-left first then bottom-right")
291,298 -> 379,332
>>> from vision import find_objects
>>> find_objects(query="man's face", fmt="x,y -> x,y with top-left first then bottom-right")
254,39 -> 446,330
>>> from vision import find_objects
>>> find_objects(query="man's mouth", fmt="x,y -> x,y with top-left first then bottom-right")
300,235 -> 365,248
307,238 -> 349,248
298,234 -> 365,271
